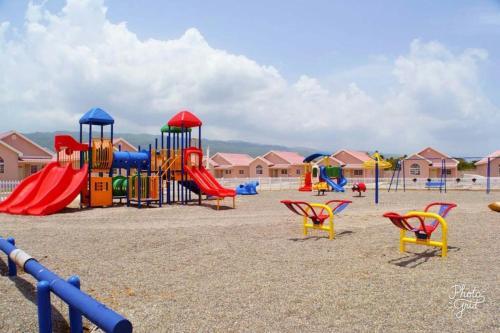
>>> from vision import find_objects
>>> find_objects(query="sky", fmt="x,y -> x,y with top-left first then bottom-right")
0,0 -> 499,156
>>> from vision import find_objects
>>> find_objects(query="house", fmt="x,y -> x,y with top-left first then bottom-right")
249,151 -> 304,178
404,147 -> 459,179
474,150 -> 500,177
113,137 -> 138,152
209,153 -> 254,178
0,131 -> 54,180
330,150 -> 375,178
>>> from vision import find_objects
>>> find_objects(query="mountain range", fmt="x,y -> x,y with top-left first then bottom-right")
24,131 -> 318,158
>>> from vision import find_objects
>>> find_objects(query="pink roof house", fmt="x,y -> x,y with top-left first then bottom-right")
404,147 -> 459,179
0,131 -> 54,180
249,151 -> 305,178
113,137 -> 138,152
475,150 -> 500,177
331,150 -> 375,178
208,153 -> 254,178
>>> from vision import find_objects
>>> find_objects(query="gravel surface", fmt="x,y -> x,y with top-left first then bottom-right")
0,190 -> 498,332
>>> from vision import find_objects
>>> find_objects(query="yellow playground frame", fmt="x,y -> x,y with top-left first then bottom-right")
399,211 -> 448,257
383,202 -> 457,257
281,199 -> 352,240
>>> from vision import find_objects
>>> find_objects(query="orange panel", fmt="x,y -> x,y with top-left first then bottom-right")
90,177 -> 113,207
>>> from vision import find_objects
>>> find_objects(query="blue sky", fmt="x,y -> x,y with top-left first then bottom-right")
0,0 -> 499,155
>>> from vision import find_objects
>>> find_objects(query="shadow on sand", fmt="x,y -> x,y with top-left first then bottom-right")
388,246 -> 461,268
288,230 -> 354,242
0,259 -> 70,332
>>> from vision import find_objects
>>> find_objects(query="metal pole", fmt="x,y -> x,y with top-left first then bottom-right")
7,237 -> 16,276
375,161 -> 379,204
402,160 -> 406,192
67,276 -> 83,333
37,280 -> 52,333
88,124 -> 92,206
486,157 -> 491,194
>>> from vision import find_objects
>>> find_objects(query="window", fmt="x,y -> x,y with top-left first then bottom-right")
239,170 -> 244,175
256,165 -> 263,175
296,169 -> 301,175
224,170 -> 231,175
30,165 -> 38,174
0,156 -> 4,173
280,169 -> 287,175
353,169 -> 363,176
442,169 -> 452,176
410,163 -> 421,176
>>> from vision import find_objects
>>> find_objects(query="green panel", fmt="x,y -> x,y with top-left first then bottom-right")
160,125 -> 193,133
326,166 -> 341,178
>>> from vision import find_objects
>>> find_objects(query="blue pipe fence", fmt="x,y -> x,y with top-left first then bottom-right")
0,236 -> 132,333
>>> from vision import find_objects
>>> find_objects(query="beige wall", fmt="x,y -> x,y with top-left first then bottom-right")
0,145 -> 20,180
249,159 -> 270,178
476,160 -> 500,177
403,159 -> 458,179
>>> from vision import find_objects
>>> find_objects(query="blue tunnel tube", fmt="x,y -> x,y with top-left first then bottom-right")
112,151 -> 150,169
0,237 -> 132,333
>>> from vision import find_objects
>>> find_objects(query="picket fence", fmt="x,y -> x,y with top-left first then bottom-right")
0,181 -> 20,201
1,176 -> 498,202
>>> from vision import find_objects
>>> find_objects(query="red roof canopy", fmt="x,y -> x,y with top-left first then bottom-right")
167,110 -> 202,128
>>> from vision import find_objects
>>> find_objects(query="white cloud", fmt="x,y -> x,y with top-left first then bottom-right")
0,0 -> 498,155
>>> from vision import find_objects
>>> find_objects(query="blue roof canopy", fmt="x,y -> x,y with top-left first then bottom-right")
303,152 -> 332,163
79,107 -> 115,125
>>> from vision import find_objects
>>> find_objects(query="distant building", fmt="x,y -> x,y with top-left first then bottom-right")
329,150 -> 375,178
113,137 -> 138,152
208,150 -> 305,178
208,153 -> 254,178
250,151 -> 304,178
404,147 -> 459,179
474,150 -> 500,177
0,131 -> 54,180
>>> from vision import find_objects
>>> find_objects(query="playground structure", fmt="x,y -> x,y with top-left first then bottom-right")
236,181 -> 259,195
383,202 -> 457,257
281,199 -> 352,240
299,153 -> 347,193
82,108 -> 235,210
0,235 -> 132,333
388,157 -> 448,193
489,202 -> 500,212
0,108 -> 236,215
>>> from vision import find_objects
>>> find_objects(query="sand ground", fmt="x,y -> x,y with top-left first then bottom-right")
0,190 -> 499,332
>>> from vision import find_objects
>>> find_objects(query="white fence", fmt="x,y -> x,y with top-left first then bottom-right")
0,180 -> 20,201
217,176 -> 500,192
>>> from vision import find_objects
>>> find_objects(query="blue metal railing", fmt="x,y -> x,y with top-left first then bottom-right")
0,236 -> 132,333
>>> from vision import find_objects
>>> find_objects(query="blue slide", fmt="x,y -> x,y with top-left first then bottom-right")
319,166 -> 347,192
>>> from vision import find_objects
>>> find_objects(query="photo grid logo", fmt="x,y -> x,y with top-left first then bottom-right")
448,284 -> 486,319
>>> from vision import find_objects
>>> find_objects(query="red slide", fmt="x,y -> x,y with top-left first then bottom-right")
0,162 -> 88,216
184,147 -> 235,198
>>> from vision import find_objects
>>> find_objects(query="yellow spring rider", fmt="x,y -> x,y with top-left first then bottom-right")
281,199 -> 352,240
383,202 -> 457,257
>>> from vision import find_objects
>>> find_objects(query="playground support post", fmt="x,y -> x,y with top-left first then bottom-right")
375,161 -> 379,204
486,157 -> 491,194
